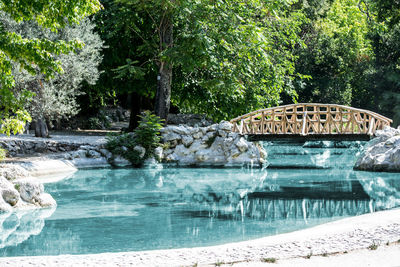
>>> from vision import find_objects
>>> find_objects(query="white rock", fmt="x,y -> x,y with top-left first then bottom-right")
36,193 -> 56,207
154,147 -> 163,161
99,148 -> 113,159
202,132 -> 216,142
0,176 -> 20,206
182,135 -> 194,147
163,148 -> 174,157
0,164 -> 29,180
355,126 -> 400,171
162,132 -> 181,142
208,124 -> 218,132
2,187 -> 20,206
194,149 -> 208,162
14,178 -> 44,205
168,125 -> 190,135
235,137 -> 249,152
192,131 -> 203,139
111,156 -> 131,167
218,129 -> 228,138
133,145 -> 146,159
86,150 -> 102,158
218,121 -> 233,132
159,121 -> 266,167
73,149 -> 87,158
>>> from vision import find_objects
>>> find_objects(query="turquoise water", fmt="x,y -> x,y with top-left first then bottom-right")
0,141 -> 399,256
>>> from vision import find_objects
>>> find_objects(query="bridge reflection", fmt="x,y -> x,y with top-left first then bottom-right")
182,171 -> 400,222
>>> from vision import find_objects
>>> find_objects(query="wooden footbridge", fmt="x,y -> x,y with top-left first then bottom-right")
230,104 -> 392,141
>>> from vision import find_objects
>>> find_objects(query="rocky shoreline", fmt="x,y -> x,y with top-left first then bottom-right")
0,121 -> 267,212
354,126 -> 400,172
0,164 -> 56,212
160,121 -> 266,167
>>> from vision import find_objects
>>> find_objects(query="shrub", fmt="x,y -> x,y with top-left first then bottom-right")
135,111 -> 164,157
0,148 -> 6,161
87,117 -> 102,129
106,111 -> 163,166
261,257 -> 277,263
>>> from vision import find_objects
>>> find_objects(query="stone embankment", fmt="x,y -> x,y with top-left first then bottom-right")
0,164 -> 56,212
160,121 -> 266,167
0,121 -> 266,211
354,126 -> 400,172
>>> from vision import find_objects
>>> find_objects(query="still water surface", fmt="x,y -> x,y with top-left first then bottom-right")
0,141 -> 399,256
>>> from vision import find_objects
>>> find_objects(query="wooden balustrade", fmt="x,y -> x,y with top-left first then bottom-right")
230,104 -> 392,137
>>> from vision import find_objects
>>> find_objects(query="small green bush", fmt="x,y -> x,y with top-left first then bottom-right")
0,148 -> 6,161
106,111 -> 163,166
87,117 -> 102,129
368,242 -> 379,250
261,257 -> 277,263
135,111 -> 164,157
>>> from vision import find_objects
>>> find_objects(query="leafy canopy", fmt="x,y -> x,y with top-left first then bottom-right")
0,0 -> 102,135
98,0 -> 306,121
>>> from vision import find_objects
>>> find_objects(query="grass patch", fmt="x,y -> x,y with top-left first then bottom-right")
261,257 -> 277,263
14,184 -> 20,191
368,242 -> 379,250
305,251 -> 313,259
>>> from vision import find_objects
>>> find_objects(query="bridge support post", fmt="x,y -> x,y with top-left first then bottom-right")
301,111 -> 307,136
368,117 -> 375,136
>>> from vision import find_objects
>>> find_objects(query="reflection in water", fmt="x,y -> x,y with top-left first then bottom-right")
0,207 -> 55,249
357,172 -> 400,211
0,141 -> 399,256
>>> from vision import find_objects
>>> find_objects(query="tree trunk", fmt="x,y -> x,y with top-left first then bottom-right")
35,118 -> 49,138
155,16 -> 173,123
128,92 -> 142,131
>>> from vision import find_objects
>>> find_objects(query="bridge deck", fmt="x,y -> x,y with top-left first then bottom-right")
231,103 -> 392,138
247,134 -> 372,142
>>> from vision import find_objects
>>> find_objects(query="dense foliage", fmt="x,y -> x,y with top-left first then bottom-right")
0,14 -> 104,127
92,0 -> 307,125
2,0 -> 400,136
0,0 -> 101,134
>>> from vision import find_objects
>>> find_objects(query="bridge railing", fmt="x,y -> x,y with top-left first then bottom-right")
230,103 -> 392,136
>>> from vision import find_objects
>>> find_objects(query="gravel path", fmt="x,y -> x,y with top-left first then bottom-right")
0,208 -> 399,267
0,133 -> 107,146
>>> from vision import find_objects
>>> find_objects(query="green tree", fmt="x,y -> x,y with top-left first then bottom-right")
293,0 -> 372,106
86,0 -> 156,131
0,0 -> 102,135
1,14 -> 104,134
97,0 -> 306,125
355,0 -> 400,126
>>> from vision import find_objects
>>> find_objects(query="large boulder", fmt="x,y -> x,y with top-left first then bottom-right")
354,126 -> 400,171
0,164 -> 56,212
161,122 -> 266,167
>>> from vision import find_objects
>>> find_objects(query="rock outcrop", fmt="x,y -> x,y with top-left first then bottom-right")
0,164 -> 56,212
160,121 -> 267,167
354,126 -> 400,172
